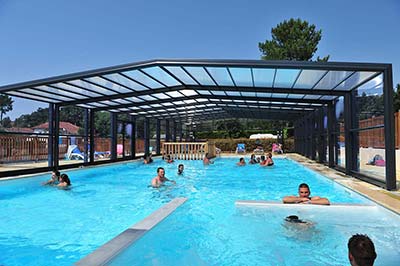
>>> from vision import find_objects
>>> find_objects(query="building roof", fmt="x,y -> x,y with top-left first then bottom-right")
5,127 -> 34,133
33,122 -> 80,134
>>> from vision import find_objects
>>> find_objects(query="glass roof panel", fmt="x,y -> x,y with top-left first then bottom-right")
123,70 -> 164,89
253,68 -> 274,87
37,85 -> 89,99
20,88 -> 74,101
210,90 -> 226,96
113,99 -> 131,104
104,73 -> 149,91
334,71 -> 378,91
274,69 -> 300,88
99,100 -> 119,106
164,66 -> 198,85
166,91 -> 183,97
303,94 -> 322,99
68,80 -> 115,95
161,102 -> 174,106
229,67 -> 252,87
286,94 -> 306,99
225,91 -> 241,96
196,90 -> 212,95
314,71 -> 353,90
85,76 -> 132,93
294,70 -> 327,89
125,96 -> 144,102
206,67 -> 234,86
76,104 -> 94,109
139,95 -> 157,101
241,92 -> 256,97
180,89 -> 198,96
271,93 -> 288,98
7,91 -> 59,103
320,95 -> 338,100
184,67 -> 216,86
88,102 -> 108,107
56,82 -> 103,97
142,66 -> 181,87
151,93 -> 170,99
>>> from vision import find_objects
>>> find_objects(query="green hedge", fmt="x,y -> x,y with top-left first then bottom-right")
210,138 -> 294,153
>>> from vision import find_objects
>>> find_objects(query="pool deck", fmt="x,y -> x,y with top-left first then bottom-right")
285,153 -> 400,215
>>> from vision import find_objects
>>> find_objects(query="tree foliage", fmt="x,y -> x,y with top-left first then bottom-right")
259,18 -> 329,61
1,116 -> 12,128
394,83 -> 400,112
0,94 -> 14,121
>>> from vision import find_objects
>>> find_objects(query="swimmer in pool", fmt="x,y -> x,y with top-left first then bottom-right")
282,183 -> 330,205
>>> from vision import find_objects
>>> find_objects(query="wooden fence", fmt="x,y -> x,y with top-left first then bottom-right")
162,142 -> 215,160
0,134 -> 146,163
339,112 -> 400,148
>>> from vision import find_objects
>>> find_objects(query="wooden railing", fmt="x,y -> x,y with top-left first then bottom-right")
0,134 -> 49,162
162,142 -> 215,160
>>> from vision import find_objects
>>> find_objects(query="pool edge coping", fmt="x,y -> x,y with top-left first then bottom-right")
75,197 -> 187,266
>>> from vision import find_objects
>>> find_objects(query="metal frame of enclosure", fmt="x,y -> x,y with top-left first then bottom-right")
0,59 -> 396,190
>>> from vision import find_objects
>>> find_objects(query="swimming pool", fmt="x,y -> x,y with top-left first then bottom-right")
0,157 -> 399,265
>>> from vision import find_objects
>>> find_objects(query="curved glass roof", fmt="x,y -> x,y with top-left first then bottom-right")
0,59 -> 387,123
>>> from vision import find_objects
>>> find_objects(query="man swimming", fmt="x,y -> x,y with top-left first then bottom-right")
151,167 -> 176,188
282,183 -> 330,205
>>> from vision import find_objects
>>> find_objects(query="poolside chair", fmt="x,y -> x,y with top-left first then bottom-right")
66,145 -> 85,160
236,143 -> 246,154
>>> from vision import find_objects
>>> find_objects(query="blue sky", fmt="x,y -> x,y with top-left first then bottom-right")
1,0 -> 399,120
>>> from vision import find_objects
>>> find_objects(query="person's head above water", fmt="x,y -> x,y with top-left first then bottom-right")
348,234 -> 376,266
298,183 -> 311,198
285,215 -> 307,224
178,164 -> 184,174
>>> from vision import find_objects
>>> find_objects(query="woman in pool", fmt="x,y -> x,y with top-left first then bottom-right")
57,174 -> 71,188
265,152 -> 274,166
43,170 -> 60,186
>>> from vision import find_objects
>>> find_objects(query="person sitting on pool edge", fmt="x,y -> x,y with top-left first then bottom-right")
57,173 -> 71,188
203,153 -> 214,165
237,157 -> 246,166
348,234 -> 376,266
282,183 -> 330,205
43,170 -> 60,185
151,167 -> 176,188
178,164 -> 184,175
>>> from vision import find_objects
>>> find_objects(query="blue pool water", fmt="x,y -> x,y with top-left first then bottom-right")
0,157 -> 399,265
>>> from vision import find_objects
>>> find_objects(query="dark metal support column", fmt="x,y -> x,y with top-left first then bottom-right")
165,120 -> 170,142
344,92 -> 354,174
53,104 -> 60,170
48,103 -> 55,167
144,118 -> 150,155
156,119 -> 161,154
89,109 -> 95,163
383,66 -> 396,190
310,114 -> 316,160
172,120 -> 177,142
327,102 -> 335,167
84,109 -> 89,165
130,116 -> 136,159
318,108 -> 325,163
111,113 -> 117,161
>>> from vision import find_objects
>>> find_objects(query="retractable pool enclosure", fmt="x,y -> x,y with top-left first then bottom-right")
0,59 -> 396,190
